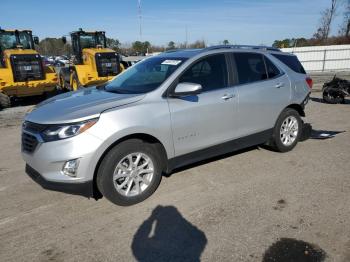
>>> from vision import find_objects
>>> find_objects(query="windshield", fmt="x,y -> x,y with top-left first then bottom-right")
104,56 -> 188,94
80,34 -> 105,49
0,31 -> 33,50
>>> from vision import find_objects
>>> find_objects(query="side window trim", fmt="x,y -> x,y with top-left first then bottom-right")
227,53 -> 239,86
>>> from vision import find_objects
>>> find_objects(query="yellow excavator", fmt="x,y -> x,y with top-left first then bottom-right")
0,27 -> 57,108
59,28 -> 124,91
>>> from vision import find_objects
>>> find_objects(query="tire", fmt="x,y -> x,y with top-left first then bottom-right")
97,139 -> 163,206
58,72 -> 66,91
322,87 -> 345,104
71,71 -> 83,91
269,108 -> 302,153
0,92 -> 11,109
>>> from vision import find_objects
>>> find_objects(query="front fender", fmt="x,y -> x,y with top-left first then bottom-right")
84,100 -> 174,181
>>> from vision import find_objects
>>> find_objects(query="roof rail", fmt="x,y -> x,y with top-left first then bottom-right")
164,48 -> 201,53
203,45 -> 281,52
164,49 -> 186,53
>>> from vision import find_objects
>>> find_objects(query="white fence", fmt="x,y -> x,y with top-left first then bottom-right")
281,44 -> 350,72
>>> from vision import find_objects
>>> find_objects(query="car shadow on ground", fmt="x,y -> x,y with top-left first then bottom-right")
300,123 -> 345,141
310,96 -> 350,104
131,205 -> 207,262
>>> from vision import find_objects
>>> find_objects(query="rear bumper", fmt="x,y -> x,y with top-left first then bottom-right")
25,164 -> 94,198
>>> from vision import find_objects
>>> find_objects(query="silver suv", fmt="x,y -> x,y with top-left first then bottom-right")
22,45 -> 312,206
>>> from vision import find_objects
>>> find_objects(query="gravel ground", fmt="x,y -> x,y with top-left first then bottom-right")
0,74 -> 349,262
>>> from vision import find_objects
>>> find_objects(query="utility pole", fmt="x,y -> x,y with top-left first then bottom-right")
138,0 -> 142,41
185,25 -> 188,48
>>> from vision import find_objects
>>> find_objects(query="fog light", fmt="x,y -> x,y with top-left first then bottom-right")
62,159 -> 79,177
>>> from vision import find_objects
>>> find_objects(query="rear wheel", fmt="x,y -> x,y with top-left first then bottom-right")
97,139 -> 163,206
0,92 -> 11,109
71,71 -> 83,91
269,108 -> 302,152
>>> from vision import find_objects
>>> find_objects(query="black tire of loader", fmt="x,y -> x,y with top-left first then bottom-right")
0,92 -> 11,109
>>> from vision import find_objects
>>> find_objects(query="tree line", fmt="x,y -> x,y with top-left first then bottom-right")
35,37 -> 209,57
273,0 -> 350,48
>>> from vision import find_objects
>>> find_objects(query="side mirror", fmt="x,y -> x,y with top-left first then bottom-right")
33,36 -> 39,45
172,82 -> 202,97
62,36 -> 67,44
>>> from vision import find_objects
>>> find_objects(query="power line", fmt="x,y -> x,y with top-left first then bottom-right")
138,0 -> 142,41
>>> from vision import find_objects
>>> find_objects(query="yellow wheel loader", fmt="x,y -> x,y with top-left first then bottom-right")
59,29 -> 124,91
0,28 -> 57,108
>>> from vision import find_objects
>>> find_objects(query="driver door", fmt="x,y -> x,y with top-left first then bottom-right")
167,54 -> 238,157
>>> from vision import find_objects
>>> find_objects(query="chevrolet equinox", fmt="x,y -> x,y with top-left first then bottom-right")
22,45 -> 312,206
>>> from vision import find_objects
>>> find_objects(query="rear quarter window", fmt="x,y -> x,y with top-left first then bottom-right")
272,54 -> 306,74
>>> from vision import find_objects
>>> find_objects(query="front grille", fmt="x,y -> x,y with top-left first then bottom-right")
10,54 -> 45,82
23,121 -> 47,133
22,132 -> 39,153
95,52 -> 120,77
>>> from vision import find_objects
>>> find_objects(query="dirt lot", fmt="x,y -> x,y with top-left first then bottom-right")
0,73 -> 349,262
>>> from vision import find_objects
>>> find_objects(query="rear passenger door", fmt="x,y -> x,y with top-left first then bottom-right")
232,52 -> 291,137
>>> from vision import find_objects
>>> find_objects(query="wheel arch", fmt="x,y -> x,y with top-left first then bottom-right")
91,133 -> 168,200
285,103 -> 305,117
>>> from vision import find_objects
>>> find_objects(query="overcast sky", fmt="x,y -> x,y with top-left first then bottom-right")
0,0 -> 345,46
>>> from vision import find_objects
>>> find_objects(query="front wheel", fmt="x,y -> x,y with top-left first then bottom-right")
269,108 -> 302,152
96,139 -> 163,206
0,92 -> 11,109
58,72 -> 66,91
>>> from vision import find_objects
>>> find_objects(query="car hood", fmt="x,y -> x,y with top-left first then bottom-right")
25,87 -> 146,124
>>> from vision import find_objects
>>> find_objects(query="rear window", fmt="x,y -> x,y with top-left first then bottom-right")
272,54 -> 306,74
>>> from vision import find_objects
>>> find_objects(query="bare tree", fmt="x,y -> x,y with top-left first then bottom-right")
314,0 -> 338,40
339,0 -> 350,36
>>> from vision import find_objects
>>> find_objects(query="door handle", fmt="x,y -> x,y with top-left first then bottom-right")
275,82 -> 284,88
222,94 -> 235,100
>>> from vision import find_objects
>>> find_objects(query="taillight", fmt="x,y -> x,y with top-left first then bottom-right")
306,77 -> 313,89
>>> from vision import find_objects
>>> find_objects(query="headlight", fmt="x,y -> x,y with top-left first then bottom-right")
41,118 -> 98,142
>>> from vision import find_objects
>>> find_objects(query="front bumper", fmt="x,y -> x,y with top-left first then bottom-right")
25,164 -> 94,198
21,124 -> 105,199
